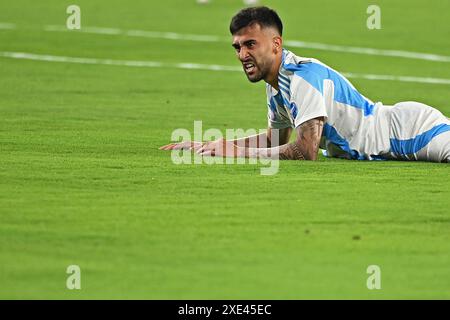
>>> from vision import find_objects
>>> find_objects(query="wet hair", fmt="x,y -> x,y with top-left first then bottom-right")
229,6 -> 283,36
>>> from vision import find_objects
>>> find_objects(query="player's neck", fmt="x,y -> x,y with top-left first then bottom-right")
265,54 -> 283,91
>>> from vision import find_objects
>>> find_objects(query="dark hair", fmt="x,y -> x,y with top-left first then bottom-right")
229,6 -> 283,36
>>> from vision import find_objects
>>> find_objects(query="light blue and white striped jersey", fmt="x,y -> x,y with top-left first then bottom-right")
267,49 -> 391,160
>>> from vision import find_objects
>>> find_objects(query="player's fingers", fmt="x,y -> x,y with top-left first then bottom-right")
201,148 -> 218,157
188,142 -> 195,150
203,142 -> 216,152
173,143 -> 191,150
159,144 -> 174,150
197,143 -> 212,153
201,150 -> 212,156
191,142 -> 203,150
198,142 -> 207,150
196,146 -> 205,154
171,144 -> 181,150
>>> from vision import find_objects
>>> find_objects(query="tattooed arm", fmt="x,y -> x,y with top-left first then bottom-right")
161,127 -> 293,154
245,117 -> 324,160
193,118 -> 323,159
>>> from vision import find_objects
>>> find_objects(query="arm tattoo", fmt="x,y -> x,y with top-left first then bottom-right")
278,118 -> 324,160
245,118 -> 324,160
279,143 -> 305,160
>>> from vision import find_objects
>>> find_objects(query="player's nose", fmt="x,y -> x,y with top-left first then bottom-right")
238,47 -> 249,61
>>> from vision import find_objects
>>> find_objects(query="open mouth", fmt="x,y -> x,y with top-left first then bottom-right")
243,62 -> 255,73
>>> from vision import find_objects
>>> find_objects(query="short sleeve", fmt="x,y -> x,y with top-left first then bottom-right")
290,73 -> 328,128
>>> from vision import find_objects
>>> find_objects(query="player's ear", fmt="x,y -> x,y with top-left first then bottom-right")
272,36 -> 282,54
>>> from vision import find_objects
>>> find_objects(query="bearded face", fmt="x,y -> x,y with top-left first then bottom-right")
232,23 -> 281,84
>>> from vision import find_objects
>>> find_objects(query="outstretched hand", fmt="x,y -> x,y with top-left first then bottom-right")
159,141 -> 204,151
159,139 -> 242,157
194,138 -> 242,157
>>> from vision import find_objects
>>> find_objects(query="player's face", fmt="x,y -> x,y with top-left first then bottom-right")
232,24 -> 278,83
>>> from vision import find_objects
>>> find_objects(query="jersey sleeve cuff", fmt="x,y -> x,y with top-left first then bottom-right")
294,112 -> 327,128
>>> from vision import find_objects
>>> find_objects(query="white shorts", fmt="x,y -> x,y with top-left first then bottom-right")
385,101 -> 450,162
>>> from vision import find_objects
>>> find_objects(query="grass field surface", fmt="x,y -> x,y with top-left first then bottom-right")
0,0 -> 449,299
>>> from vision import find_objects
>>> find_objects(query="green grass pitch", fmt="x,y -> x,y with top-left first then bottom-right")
0,0 -> 449,299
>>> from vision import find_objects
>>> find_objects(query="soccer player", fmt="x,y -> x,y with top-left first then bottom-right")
161,6 -> 450,162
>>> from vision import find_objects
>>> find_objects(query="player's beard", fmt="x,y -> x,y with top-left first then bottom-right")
243,59 -> 270,83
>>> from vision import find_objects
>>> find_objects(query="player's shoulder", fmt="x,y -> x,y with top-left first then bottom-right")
287,61 -> 328,79
281,51 -> 328,84
285,50 -> 352,81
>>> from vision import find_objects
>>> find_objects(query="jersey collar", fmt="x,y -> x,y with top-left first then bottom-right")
268,49 -> 288,96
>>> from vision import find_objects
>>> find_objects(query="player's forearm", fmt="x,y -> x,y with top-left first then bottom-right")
235,119 -> 323,160
242,142 -> 314,160
231,132 -> 271,148
230,128 -> 290,148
